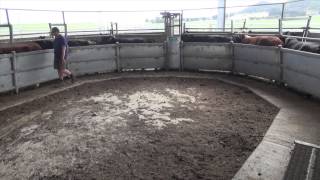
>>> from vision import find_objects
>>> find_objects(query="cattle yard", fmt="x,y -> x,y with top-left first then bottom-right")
0,1 -> 320,180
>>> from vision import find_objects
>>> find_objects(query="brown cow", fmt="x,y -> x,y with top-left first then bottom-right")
0,42 -> 42,54
241,35 -> 284,46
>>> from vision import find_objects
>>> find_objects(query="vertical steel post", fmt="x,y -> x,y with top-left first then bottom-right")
5,9 -> 13,43
180,41 -> 184,72
181,10 -> 184,35
279,46 -> 284,85
303,16 -> 312,42
116,42 -> 121,72
279,19 -> 283,35
5,9 -> 10,24
11,51 -> 19,94
281,3 -> 285,20
62,11 -> 66,24
242,19 -> 246,31
48,23 -> 52,38
217,0 -> 226,31
8,24 -> 13,43
231,20 -> 234,34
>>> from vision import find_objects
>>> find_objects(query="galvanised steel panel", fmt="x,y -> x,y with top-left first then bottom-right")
183,57 -> 232,71
69,59 -> 116,75
183,43 -> 231,58
119,44 -> 164,59
0,55 -> 12,75
235,60 -> 281,81
121,57 -> 165,70
167,37 -> 180,70
16,51 -> 53,71
234,44 -> 281,81
16,67 -> 58,87
284,69 -> 320,99
234,44 -> 280,65
68,45 -> 116,63
0,74 -> 14,93
282,49 -> 320,79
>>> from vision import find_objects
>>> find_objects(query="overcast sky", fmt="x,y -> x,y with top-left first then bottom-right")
0,0 -> 291,25
0,0 -> 290,11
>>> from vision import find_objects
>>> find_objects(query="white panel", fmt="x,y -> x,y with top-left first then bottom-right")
121,57 -> 165,69
0,56 -> 12,75
69,59 -> 116,75
120,44 -> 164,58
183,57 -> 232,71
284,69 -> 320,99
283,51 -> 320,78
235,60 -> 281,81
0,74 -> 14,92
16,52 -> 53,71
68,46 -> 116,62
16,67 -> 58,87
183,43 -> 231,58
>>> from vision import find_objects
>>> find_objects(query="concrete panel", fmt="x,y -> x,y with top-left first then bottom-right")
183,43 -> 231,58
121,57 -> 165,70
234,44 -> 281,81
282,49 -> 320,79
234,44 -> 280,65
235,59 -> 281,81
283,69 -> 320,99
69,59 -> 116,75
119,44 -> 164,59
16,51 -> 53,71
68,45 -> 116,63
0,55 -> 12,75
183,57 -> 232,71
16,67 -> 58,87
0,74 -> 14,92
167,37 -> 180,70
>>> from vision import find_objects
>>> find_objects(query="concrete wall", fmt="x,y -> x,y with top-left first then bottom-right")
234,43 -> 281,81
1,42 -> 320,100
68,45 -> 117,75
119,43 -> 165,70
182,42 -> 232,71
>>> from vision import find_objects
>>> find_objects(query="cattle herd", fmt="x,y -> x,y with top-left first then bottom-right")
0,33 -> 319,54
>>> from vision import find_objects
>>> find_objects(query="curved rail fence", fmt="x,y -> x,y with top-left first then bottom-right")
0,42 -> 320,99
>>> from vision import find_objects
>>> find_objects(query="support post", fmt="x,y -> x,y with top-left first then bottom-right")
279,45 -> 284,85
231,20 -> 234,34
116,42 -> 121,72
11,51 -> 19,94
217,0 -> 226,31
231,42 -> 235,74
8,24 -> 13,43
5,9 -> 10,25
62,11 -> 66,24
281,3 -> 285,20
303,16 -> 312,42
279,19 -> 283,35
180,41 -> 184,72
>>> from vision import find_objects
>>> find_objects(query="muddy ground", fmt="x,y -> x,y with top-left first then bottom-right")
0,77 -> 278,180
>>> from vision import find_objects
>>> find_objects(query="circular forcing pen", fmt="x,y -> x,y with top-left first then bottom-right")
0,77 -> 278,180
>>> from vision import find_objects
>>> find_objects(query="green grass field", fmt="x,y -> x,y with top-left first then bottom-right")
1,15 -> 319,38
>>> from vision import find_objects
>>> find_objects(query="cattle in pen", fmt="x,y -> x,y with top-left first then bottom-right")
240,34 -> 284,46
181,34 -> 232,43
284,38 -> 320,54
0,42 -> 42,54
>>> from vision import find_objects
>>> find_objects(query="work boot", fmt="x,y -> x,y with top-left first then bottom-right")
70,74 -> 75,83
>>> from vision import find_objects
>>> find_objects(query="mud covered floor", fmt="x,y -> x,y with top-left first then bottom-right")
0,77 -> 278,180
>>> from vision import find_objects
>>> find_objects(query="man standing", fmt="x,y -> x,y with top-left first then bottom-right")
51,27 -> 74,82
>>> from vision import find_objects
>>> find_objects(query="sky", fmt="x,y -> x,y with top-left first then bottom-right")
0,0 -> 291,25
0,0 -> 291,11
